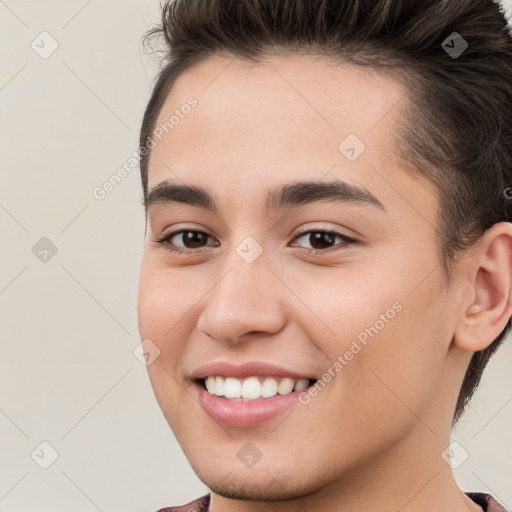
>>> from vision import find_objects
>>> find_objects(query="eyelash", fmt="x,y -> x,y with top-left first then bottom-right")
153,228 -> 358,256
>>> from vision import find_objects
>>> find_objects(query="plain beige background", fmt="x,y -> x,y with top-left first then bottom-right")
0,1 -> 511,511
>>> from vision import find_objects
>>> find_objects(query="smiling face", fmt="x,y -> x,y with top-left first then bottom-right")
137,54 -> 470,503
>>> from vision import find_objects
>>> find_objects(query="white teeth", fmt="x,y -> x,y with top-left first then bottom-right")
203,376 -> 313,400
205,376 -> 216,394
294,378 -> 309,391
277,377 -> 295,395
214,376 -> 224,396
241,377 -> 261,399
224,377 -> 242,398
261,377 -> 277,398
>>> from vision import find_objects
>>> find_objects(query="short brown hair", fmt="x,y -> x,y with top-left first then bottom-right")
139,0 -> 512,424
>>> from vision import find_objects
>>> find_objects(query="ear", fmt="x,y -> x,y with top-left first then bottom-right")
454,222 -> 512,352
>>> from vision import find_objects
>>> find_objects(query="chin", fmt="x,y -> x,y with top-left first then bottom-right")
190,457 -> 328,503
201,475 -> 314,502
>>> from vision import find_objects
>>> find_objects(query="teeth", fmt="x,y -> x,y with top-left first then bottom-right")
277,377 -> 294,395
261,377 -> 277,398
294,378 -> 309,391
241,377 -> 261,399
224,377 -> 242,398
202,376 -> 313,400
205,376 -> 216,394
214,376 -> 224,396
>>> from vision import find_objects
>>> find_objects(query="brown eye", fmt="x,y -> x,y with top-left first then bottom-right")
173,231 -> 210,249
292,229 -> 357,253
153,230 -> 218,254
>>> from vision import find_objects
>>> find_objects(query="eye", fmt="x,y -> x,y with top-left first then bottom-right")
291,229 -> 358,254
153,229 -> 218,255
153,228 -> 358,256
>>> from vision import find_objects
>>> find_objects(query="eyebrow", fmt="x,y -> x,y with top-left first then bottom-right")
145,178 -> 385,213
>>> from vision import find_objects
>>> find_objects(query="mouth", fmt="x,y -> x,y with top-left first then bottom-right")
193,375 -> 319,427
196,375 -> 318,401
190,361 -> 321,426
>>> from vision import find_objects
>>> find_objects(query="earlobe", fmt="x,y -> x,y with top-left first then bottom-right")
454,222 -> 512,352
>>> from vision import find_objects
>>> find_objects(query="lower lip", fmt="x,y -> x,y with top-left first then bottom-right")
194,381 -> 309,427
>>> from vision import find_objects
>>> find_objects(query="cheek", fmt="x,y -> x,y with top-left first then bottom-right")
295,261 -> 450,422
289,265 -> 403,358
138,260 -> 191,337
138,263 -> 201,431
137,262 -> 199,377
334,282 -> 449,426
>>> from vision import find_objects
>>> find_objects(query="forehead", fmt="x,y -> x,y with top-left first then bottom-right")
147,54 -> 435,219
152,54 -> 406,154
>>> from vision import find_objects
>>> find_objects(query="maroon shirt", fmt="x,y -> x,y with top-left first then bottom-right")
155,492 -> 509,511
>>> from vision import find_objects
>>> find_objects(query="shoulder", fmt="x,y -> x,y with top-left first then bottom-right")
154,493 -> 211,512
467,492 -> 510,512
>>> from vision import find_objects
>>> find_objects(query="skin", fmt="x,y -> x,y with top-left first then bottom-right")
137,54 -> 512,512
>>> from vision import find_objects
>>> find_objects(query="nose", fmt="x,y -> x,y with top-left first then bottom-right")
196,244 -> 287,345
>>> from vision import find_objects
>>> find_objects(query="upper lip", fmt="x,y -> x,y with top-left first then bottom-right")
190,361 -> 317,381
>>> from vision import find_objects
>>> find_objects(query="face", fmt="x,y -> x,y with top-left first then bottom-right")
137,54 -> 461,500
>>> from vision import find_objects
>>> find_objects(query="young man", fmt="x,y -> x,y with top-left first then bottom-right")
136,0 -> 512,510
